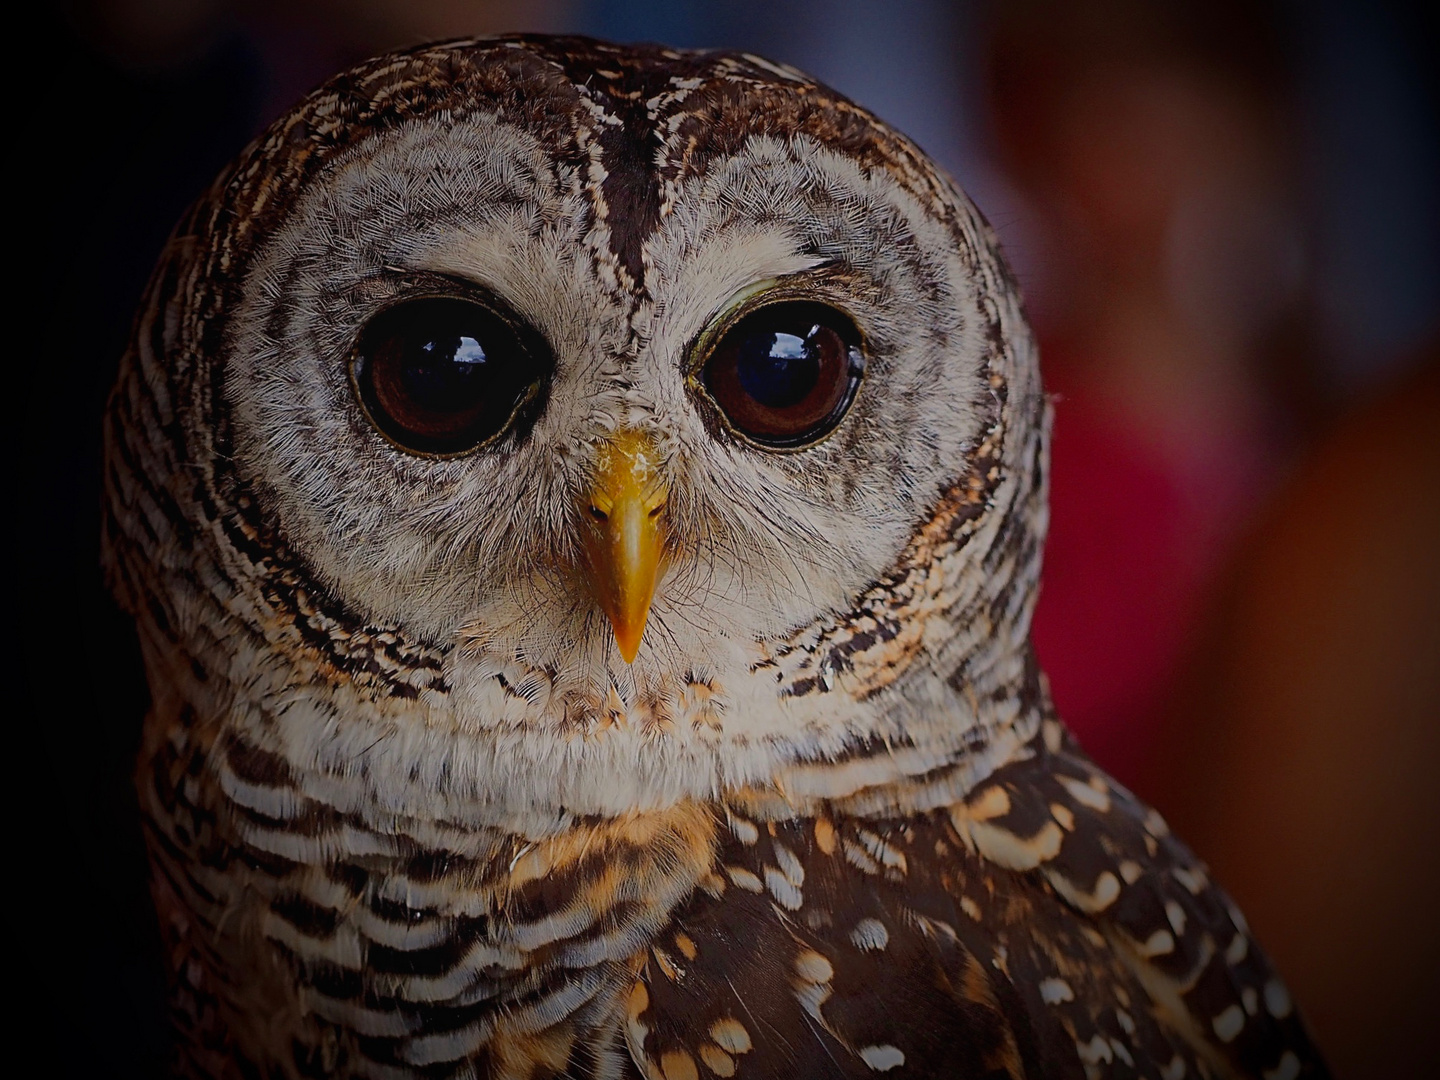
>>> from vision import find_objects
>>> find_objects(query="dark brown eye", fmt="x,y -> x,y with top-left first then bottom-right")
699,301 -> 865,447
350,296 -> 549,456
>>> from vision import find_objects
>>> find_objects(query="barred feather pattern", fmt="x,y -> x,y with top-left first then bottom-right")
103,36 -> 1328,1079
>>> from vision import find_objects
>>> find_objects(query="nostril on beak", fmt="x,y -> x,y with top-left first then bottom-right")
589,505 -> 608,522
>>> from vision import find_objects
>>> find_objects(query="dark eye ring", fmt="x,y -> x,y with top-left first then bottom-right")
692,299 -> 866,449
349,295 -> 550,457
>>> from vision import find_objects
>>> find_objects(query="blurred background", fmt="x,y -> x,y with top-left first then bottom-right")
29,1 -> 1437,1075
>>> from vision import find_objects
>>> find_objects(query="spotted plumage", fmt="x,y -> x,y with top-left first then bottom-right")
634,722 -> 1314,1080
103,35 -> 1327,1079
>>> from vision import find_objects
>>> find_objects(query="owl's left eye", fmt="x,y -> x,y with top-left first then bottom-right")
349,296 -> 549,456
695,300 -> 866,449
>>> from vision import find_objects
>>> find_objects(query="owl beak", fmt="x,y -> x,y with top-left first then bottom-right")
579,429 -> 669,664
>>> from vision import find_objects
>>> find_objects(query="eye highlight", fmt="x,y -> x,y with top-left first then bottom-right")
696,300 -> 866,448
350,296 -> 549,456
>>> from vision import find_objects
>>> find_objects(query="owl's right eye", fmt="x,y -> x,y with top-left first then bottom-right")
349,297 -> 549,456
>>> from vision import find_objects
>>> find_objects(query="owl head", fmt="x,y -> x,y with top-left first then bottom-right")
105,37 -> 1048,820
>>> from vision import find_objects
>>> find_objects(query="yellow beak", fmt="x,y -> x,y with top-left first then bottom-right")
579,429 -> 669,664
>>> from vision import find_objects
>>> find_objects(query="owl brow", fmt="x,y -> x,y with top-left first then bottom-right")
767,261 -> 883,307
790,258 -> 850,281
358,267 -> 512,300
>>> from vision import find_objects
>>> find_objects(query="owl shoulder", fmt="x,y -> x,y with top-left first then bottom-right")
628,725 -> 1327,1079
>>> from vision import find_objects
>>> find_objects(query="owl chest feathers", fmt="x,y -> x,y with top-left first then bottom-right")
138,695 -> 1319,1080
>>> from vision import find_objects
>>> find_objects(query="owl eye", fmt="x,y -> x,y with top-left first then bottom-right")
698,301 -> 866,448
350,296 -> 549,456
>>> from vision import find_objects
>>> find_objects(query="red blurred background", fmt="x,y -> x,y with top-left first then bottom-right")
29,1 -> 1437,1075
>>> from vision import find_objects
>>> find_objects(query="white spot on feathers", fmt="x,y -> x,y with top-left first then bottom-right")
709,1019 -> 751,1054
1265,979 -> 1293,1019
1058,775 -> 1110,812
764,866 -> 803,910
1039,977 -> 1074,1004
725,867 -> 763,892
1165,900 -> 1187,936
849,918 -> 889,951
728,815 -> 759,845
1212,1004 -> 1245,1043
859,1045 -> 905,1071
794,949 -> 834,984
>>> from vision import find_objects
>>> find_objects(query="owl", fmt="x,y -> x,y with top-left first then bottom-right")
103,35 -> 1328,1080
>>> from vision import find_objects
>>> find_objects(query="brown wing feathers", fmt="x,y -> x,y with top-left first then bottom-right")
629,724 -> 1326,1078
